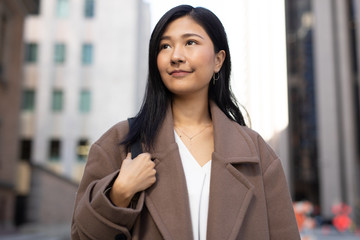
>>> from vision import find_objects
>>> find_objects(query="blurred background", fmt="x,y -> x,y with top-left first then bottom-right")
0,0 -> 359,239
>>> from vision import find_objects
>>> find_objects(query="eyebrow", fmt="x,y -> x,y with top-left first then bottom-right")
160,33 -> 204,41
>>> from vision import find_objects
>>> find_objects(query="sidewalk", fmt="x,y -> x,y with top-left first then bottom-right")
301,228 -> 360,240
0,223 -> 70,240
1,224 -> 360,240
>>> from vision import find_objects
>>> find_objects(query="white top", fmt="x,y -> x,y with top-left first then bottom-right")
174,131 -> 212,240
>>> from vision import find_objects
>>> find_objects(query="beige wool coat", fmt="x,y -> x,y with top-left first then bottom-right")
71,102 -> 300,240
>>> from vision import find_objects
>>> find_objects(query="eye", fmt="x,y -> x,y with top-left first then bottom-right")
186,40 -> 197,46
159,43 -> 170,50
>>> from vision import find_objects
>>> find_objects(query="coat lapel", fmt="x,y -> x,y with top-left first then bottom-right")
144,102 -> 259,240
145,104 -> 193,240
206,102 -> 259,240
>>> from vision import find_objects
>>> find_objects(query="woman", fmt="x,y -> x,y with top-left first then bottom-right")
71,5 -> 300,240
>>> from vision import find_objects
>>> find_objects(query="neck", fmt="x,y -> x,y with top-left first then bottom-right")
172,94 -> 211,127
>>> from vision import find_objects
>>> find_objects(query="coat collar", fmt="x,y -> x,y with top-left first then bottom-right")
145,101 -> 259,240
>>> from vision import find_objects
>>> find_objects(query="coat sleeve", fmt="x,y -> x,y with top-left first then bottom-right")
260,138 -> 300,240
71,141 -> 145,240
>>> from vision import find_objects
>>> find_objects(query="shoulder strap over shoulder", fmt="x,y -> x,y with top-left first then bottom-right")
127,118 -> 143,205
127,118 -> 143,159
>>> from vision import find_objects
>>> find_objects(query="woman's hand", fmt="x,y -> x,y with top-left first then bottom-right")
109,153 -> 156,207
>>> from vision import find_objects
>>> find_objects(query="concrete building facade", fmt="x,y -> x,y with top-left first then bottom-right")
285,0 -> 360,222
18,0 -> 150,225
22,0 -> 149,180
0,0 -> 39,230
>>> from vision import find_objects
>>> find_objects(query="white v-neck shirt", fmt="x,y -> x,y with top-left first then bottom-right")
174,131 -> 212,240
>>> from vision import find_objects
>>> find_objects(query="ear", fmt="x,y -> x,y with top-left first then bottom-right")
214,50 -> 226,73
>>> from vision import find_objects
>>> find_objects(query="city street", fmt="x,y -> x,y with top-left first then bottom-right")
301,228 -> 360,240
1,224 -> 359,240
0,224 -> 70,240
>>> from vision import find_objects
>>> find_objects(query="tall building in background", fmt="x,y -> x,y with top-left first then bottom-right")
22,0 -> 149,181
285,0 -> 360,222
18,0 -> 150,226
0,0 -> 39,230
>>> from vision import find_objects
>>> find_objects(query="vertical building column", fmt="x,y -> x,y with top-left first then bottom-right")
33,0 -> 52,165
334,0 -> 359,219
312,0 -> 343,218
355,0 -> 360,90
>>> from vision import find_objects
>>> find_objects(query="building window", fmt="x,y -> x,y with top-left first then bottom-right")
25,43 -> 38,63
20,139 -> 32,161
52,90 -> 63,112
82,44 -> 93,65
84,0 -> 95,18
49,139 -> 61,161
22,90 -> 35,111
77,139 -> 90,161
79,90 -> 91,113
56,0 -> 69,18
54,43 -> 66,64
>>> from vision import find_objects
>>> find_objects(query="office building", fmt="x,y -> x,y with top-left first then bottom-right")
19,0 -> 150,225
285,0 -> 360,221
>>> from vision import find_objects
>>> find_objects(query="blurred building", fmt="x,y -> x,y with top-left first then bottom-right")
16,0 -> 149,227
0,0 -> 39,230
285,0 -> 360,222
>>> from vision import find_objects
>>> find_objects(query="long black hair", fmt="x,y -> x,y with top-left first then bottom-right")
122,5 -> 246,151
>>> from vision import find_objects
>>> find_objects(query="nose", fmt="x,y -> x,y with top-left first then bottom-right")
170,46 -> 185,64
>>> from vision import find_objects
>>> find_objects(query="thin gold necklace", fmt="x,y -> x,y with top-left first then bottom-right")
175,124 -> 211,142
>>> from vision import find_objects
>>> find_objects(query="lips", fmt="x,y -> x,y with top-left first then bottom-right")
169,69 -> 193,77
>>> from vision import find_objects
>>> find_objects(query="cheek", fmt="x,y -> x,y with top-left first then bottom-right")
157,54 -> 170,87
157,54 -> 167,73
194,50 -> 216,69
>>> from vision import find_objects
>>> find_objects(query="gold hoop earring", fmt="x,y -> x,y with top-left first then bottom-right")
213,72 -> 220,85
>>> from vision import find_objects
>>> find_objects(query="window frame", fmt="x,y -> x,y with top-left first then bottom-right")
77,138 -> 90,161
54,43 -> 66,64
79,89 -> 91,113
82,43 -> 93,65
52,89 -> 63,112
84,0 -> 95,18
49,139 -> 61,161
25,43 -> 38,63
20,139 -> 32,161
22,89 -> 36,111
56,0 -> 70,18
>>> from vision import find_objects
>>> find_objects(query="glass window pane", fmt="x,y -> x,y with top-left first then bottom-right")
25,43 -> 38,63
54,43 -> 66,64
84,0 -> 95,18
49,139 -> 61,161
82,44 -> 93,65
77,138 -> 90,161
52,90 -> 63,112
56,0 -> 69,17
20,139 -> 32,161
22,90 -> 35,111
79,90 -> 91,113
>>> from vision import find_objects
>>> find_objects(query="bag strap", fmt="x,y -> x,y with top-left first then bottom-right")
127,118 -> 143,206
127,118 -> 143,159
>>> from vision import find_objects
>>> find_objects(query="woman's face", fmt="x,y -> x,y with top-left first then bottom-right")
157,16 -> 225,97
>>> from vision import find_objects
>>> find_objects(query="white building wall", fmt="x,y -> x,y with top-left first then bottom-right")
22,0 -> 150,181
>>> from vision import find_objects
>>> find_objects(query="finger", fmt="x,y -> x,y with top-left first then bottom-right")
140,152 -> 151,158
135,152 -> 151,161
149,160 -> 156,168
126,152 -> 131,159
